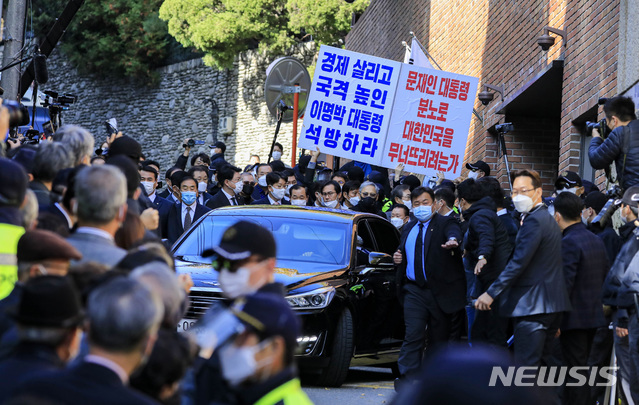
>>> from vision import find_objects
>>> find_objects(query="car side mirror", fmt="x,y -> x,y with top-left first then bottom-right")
368,251 -> 393,266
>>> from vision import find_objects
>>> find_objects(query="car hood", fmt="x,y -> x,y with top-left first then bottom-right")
175,257 -> 349,293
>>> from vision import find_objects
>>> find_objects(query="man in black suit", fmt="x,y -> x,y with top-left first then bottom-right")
456,179 -> 513,347
0,276 -> 83,398
252,172 -> 289,205
12,277 -> 163,404
553,192 -> 609,405
251,163 -> 273,201
392,186 -> 466,382
476,170 -> 571,368
188,165 -> 215,206
157,167 -> 182,199
140,165 -> 173,237
477,177 -> 519,248
165,175 -> 211,245
206,164 -> 245,209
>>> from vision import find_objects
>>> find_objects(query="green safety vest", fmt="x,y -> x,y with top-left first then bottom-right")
0,223 -> 24,300
381,198 -> 392,212
254,378 -> 313,405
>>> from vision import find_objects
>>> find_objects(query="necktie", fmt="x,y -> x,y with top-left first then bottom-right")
231,197 -> 237,206
414,222 -> 426,287
184,206 -> 192,230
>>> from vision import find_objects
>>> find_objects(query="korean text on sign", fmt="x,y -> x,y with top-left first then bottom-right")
381,65 -> 478,178
299,45 -> 403,166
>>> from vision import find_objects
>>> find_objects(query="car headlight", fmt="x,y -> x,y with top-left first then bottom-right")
286,287 -> 335,310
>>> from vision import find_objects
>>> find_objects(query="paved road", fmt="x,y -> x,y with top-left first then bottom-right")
303,367 -> 396,405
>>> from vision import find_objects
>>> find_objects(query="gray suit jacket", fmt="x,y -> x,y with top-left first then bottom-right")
66,230 -> 127,267
486,205 -> 571,318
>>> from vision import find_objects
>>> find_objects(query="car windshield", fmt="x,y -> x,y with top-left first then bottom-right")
173,215 -> 350,267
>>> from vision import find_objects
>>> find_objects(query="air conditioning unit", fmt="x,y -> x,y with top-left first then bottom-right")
219,116 -> 234,135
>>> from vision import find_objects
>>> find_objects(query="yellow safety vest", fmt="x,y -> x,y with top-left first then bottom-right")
0,223 -> 25,300
254,378 -> 313,405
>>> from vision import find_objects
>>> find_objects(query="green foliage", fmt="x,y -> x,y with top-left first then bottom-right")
32,0 -> 171,81
159,0 -> 369,69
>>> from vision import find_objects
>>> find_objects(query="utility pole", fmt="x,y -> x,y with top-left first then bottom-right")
1,0 -> 27,101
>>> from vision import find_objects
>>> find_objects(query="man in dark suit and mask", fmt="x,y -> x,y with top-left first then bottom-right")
476,170 -> 571,369
393,186 -> 466,386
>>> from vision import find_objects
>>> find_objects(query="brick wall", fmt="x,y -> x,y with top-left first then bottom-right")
346,0 -> 621,192
560,0 -> 619,187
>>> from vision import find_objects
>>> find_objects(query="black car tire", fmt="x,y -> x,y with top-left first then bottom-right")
317,308 -> 354,387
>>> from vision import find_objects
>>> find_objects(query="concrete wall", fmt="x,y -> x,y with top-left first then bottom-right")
42,43 -> 316,174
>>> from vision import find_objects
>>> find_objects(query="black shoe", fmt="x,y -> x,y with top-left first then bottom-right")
394,377 -> 404,392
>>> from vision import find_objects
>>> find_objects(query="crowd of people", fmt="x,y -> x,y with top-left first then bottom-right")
0,96 -> 637,405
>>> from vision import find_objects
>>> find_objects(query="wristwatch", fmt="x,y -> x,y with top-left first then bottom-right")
478,255 -> 486,261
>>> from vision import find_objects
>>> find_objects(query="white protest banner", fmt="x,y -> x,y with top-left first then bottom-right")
381,66 -> 479,178
298,46 -> 402,166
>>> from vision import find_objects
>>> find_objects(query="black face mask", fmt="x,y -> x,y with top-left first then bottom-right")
360,197 -> 376,210
242,184 -> 254,196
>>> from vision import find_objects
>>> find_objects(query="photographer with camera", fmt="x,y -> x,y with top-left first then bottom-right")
176,138 -> 208,170
589,96 -> 638,191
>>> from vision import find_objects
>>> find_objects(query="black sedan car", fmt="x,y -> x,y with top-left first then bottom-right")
172,205 -> 404,387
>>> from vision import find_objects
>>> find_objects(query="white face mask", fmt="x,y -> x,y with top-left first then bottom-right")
391,217 -> 405,229
219,339 -> 274,386
231,180 -> 243,195
141,181 -> 155,196
198,182 -> 208,193
512,194 -> 534,214
218,268 -> 256,299
270,187 -> 286,201
272,151 -> 282,161
322,197 -> 339,209
468,171 -> 478,179
258,175 -> 268,187
291,199 -> 306,206
403,199 -> 412,210
349,196 -> 360,207
285,184 -> 294,196
219,344 -> 258,386
559,187 -> 577,195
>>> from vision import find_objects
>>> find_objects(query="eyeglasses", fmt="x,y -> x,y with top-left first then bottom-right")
361,192 -> 377,198
511,188 -> 536,197
322,191 -> 336,197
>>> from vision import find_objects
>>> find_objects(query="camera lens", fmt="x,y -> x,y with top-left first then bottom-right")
2,100 -> 30,127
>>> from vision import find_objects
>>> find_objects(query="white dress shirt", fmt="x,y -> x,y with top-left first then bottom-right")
221,189 -> 237,205
181,202 -> 197,228
268,194 -> 281,205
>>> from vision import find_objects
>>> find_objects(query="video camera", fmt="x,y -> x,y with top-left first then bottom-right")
495,123 -> 514,133
42,91 -> 77,110
183,139 -> 205,148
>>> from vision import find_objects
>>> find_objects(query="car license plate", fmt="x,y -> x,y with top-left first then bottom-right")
177,318 -> 198,334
